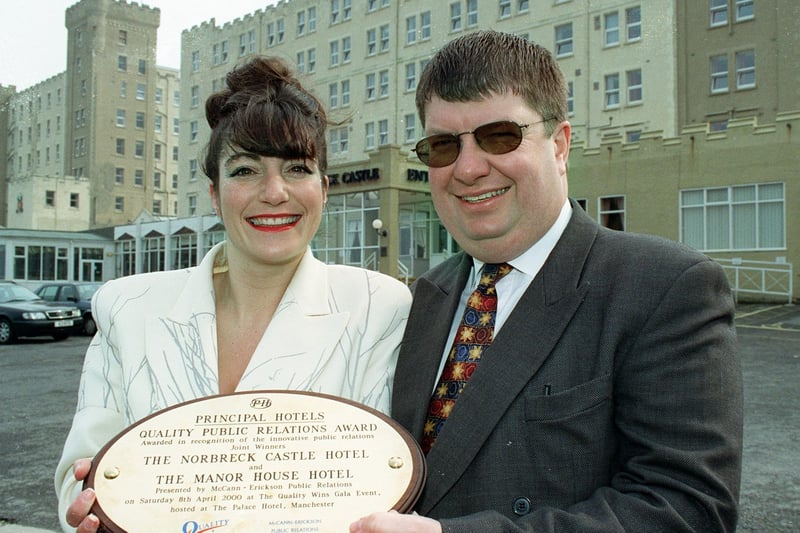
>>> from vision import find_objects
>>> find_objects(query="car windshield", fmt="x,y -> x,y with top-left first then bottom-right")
0,285 -> 41,303
77,283 -> 102,300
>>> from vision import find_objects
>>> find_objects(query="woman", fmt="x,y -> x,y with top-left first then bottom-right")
55,56 -> 411,532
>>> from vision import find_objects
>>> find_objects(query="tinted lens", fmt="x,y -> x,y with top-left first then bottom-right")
474,121 -> 524,154
413,121 -> 525,168
414,134 -> 459,167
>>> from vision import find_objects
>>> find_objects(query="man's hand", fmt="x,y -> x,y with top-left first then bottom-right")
350,510 -> 442,533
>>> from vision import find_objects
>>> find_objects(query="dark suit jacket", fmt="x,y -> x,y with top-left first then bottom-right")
393,202 -> 743,532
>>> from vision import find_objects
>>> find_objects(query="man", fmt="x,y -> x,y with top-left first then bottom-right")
351,31 -> 742,532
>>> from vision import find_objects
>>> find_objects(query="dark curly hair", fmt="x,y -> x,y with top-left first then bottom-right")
202,56 -> 328,189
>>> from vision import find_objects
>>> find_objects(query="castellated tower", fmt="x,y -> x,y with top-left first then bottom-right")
64,0 -> 160,227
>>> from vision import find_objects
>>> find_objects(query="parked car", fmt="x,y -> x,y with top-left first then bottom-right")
35,281 -> 103,336
0,282 -> 83,344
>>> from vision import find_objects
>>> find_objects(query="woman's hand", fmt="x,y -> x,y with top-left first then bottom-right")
65,458 -> 100,532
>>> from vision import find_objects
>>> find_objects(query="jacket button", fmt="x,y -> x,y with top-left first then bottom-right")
512,496 -> 531,516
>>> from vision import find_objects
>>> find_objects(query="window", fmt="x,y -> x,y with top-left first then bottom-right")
342,36 -> 351,63
710,0 -> 727,26
604,12 -> 620,46
735,0 -> 754,21
297,10 -> 306,35
173,146 -> 179,161
191,85 -> 200,108
380,25 -> 390,53
405,63 -> 416,91
710,54 -> 729,93
599,196 -> 625,231
341,80 -> 350,107
120,81 -> 127,98
307,48 -> 316,73
555,23 -> 573,57
329,83 -> 339,109
115,197 -> 125,212
116,138 -> 125,155
190,159 -> 198,181
736,49 -> 755,89
331,0 -> 340,23
115,168 -> 124,184
626,69 -> 642,104
404,113 -> 416,143
499,0 -> 511,19
118,55 -> 127,71
330,41 -> 339,67
136,112 -> 145,129
154,115 -> 162,133
116,109 -> 126,127
135,141 -> 145,158
420,11 -> 431,39
379,70 -> 389,98
406,16 -> 417,45
626,6 -> 641,41
70,193 -> 79,208
450,3 -> 462,32
190,121 -> 198,142
365,122 -> 376,149
45,190 -> 55,207
378,119 -> 389,146
173,118 -> 180,135
604,74 -> 620,108
366,73 -> 376,100
467,0 -> 478,26
297,51 -> 305,73
680,183 -> 784,251
191,51 -> 200,72
367,29 -> 377,56
135,169 -> 144,186
308,7 -> 316,32
329,126 -> 349,155
188,195 -> 197,216
155,88 -> 163,104
153,199 -> 162,215
154,143 -> 162,160
519,0 -> 530,13
136,83 -> 145,100
138,59 -> 146,75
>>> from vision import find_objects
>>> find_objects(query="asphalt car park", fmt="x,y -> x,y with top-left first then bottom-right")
0,282 -> 83,344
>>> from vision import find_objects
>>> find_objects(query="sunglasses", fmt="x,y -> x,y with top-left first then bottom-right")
413,118 -> 553,168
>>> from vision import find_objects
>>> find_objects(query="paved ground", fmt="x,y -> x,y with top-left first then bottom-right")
0,303 -> 798,532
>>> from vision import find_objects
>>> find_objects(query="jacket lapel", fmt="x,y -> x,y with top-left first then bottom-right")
414,204 -> 599,513
144,243 -> 222,407
237,249 -> 349,392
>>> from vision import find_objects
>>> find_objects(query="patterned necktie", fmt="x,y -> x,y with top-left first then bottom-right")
421,262 -> 512,454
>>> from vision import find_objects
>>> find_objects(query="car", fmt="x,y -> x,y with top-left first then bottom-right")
0,282 -> 83,344
35,281 -> 103,336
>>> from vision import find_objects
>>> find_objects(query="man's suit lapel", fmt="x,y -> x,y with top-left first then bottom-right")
413,204 -> 598,514
393,254 -> 472,439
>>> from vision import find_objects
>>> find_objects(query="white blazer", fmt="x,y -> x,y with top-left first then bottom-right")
54,243 -> 411,530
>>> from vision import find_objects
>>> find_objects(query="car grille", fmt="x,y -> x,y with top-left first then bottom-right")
46,309 -> 81,319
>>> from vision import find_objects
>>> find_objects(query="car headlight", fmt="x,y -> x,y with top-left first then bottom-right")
22,312 -> 47,320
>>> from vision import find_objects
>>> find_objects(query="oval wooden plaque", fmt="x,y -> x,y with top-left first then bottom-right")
85,390 -> 426,533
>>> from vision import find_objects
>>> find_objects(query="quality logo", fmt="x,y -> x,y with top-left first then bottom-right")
182,519 -> 230,533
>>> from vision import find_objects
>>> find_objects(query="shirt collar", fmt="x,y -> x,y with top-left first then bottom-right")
471,198 -> 573,281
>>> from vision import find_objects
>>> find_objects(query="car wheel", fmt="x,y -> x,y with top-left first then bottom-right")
0,319 -> 15,344
84,315 -> 97,336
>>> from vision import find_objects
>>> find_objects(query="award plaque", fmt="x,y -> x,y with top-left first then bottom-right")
84,391 -> 426,533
